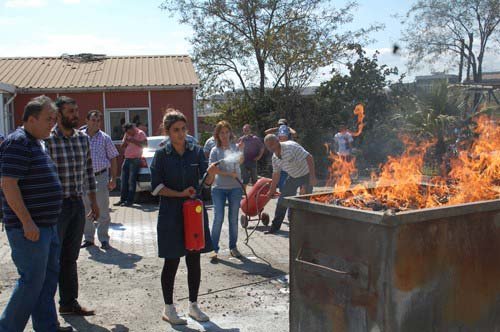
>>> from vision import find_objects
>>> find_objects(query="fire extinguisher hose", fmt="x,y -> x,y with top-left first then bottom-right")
198,160 -> 259,244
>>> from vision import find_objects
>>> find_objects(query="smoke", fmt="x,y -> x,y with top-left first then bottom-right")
222,150 -> 243,164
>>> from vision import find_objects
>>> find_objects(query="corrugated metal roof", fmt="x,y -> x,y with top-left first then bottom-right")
0,55 -> 199,91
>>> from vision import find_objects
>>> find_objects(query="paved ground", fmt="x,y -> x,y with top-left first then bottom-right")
0,188 -> 309,332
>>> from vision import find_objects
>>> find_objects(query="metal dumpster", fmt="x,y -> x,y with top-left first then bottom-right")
284,194 -> 500,332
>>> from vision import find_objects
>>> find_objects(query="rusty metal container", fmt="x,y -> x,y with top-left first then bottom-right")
284,194 -> 500,332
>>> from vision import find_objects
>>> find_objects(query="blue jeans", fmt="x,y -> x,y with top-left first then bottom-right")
272,174 -> 312,230
0,225 -> 60,332
278,171 -> 288,190
211,187 -> 242,253
120,158 -> 140,203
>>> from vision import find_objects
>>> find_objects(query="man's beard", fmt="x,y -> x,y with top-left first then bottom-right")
61,116 -> 78,129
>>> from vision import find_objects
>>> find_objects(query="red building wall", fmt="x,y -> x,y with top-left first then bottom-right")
150,89 -> 195,136
13,89 -> 195,136
13,93 -> 58,127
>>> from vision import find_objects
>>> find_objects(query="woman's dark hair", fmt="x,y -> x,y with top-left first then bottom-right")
214,120 -> 234,147
162,109 -> 187,133
22,95 -> 56,122
123,122 -> 135,131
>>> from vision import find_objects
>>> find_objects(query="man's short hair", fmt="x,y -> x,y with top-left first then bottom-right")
87,110 -> 103,120
55,96 -> 76,112
278,118 -> 288,126
123,122 -> 135,131
264,134 -> 279,143
22,95 -> 56,122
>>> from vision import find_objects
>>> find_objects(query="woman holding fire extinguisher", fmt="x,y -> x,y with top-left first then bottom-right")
208,120 -> 244,263
150,109 -> 217,326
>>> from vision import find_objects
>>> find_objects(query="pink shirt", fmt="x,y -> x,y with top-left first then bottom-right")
124,129 -> 147,159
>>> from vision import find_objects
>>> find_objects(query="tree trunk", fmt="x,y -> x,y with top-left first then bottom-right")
458,39 -> 464,82
257,57 -> 265,97
466,33 -> 473,82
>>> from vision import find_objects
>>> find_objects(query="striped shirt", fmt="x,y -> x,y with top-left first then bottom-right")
0,128 -> 63,228
82,129 -> 119,173
44,126 -> 96,197
272,141 -> 311,178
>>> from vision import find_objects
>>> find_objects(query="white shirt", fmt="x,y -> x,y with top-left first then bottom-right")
334,132 -> 353,156
272,141 -> 310,178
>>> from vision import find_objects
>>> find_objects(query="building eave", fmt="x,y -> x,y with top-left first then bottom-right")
0,82 -> 16,94
15,84 -> 199,94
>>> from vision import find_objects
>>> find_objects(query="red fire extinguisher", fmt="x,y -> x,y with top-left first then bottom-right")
183,190 -> 205,252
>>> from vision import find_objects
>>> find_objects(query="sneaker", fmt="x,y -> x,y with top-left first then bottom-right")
80,240 -> 94,248
209,252 -> 218,263
188,302 -> 210,322
162,304 -> 187,325
101,241 -> 111,250
230,248 -> 242,258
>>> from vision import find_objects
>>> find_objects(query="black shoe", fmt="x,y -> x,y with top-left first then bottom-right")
59,303 -> 95,316
113,200 -> 124,206
101,241 -> 111,250
123,202 -> 133,207
57,325 -> 73,332
80,240 -> 94,248
264,227 -> 279,234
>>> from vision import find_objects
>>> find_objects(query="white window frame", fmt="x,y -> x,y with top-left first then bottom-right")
105,107 -> 152,143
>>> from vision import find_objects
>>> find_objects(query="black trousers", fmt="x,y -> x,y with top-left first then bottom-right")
57,197 -> 86,307
161,253 -> 201,304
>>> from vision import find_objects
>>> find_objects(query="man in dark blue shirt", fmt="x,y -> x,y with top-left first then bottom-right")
0,96 -> 72,331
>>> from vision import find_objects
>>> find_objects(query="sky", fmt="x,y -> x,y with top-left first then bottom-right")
0,0 -> 498,85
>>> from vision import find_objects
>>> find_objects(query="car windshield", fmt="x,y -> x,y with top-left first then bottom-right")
146,137 -> 165,151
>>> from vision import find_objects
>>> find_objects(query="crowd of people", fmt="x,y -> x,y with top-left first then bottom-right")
0,94 -> 346,330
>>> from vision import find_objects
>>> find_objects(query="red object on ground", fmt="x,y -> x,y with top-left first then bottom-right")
183,198 -> 205,251
240,177 -> 274,217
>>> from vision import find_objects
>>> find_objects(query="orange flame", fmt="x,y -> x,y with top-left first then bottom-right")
314,114 -> 499,212
351,104 -> 365,137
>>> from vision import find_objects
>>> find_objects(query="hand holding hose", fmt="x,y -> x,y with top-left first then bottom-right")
207,163 -> 219,176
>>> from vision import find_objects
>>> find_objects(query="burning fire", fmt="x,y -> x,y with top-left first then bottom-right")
315,113 -> 499,212
350,104 -> 365,137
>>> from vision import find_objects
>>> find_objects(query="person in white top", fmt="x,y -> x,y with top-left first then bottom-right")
264,134 -> 317,234
333,124 -> 353,159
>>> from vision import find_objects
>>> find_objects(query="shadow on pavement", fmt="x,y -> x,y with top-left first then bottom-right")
243,225 -> 289,238
170,321 -> 240,332
85,246 -> 142,269
63,317 -> 129,332
199,321 -> 240,332
109,222 -> 126,231
216,256 -> 286,278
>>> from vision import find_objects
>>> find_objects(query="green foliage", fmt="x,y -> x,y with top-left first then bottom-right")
199,131 -> 213,146
402,0 -> 500,82
315,48 -> 403,168
161,0 -> 381,97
